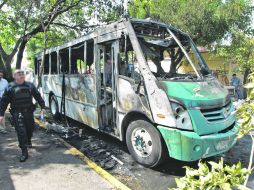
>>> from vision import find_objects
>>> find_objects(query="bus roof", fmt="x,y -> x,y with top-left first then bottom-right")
35,18 -> 186,58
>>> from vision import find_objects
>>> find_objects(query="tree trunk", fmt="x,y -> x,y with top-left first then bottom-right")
243,68 -> 250,99
37,30 -> 47,88
5,58 -> 12,80
15,39 -> 28,69
0,56 -> 7,73
0,55 -> 13,81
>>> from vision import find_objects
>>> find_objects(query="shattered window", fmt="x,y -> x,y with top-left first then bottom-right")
133,22 -> 211,81
34,58 -> 40,75
71,43 -> 85,74
50,52 -> 57,74
59,48 -> 69,74
119,37 -> 140,79
43,54 -> 49,75
85,40 -> 95,74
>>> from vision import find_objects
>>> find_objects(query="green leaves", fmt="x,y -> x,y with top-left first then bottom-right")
128,0 -> 253,45
169,159 -> 251,190
88,0 -> 125,23
237,73 -> 254,138
0,0 -> 100,68
25,0 -> 124,66
216,30 -> 254,76
128,0 -> 151,19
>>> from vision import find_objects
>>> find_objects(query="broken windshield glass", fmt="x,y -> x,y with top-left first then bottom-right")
136,27 -> 211,81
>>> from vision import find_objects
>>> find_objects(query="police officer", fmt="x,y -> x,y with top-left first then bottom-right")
0,69 -> 45,162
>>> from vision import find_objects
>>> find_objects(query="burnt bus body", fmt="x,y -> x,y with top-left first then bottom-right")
34,18 -> 238,167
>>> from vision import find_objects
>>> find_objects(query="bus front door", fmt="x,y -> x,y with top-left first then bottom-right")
98,41 -> 119,135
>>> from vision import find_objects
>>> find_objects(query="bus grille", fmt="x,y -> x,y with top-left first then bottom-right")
200,102 -> 232,122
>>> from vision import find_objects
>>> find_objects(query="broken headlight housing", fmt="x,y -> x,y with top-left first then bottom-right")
171,102 -> 193,130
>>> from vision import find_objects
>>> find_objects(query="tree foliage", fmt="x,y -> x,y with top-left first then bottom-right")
237,73 -> 254,186
216,30 -> 254,85
237,73 -> 254,138
128,0 -> 253,45
26,30 -> 74,68
90,0 -> 125,23
0,0 -> 92,79
128,0 -> 151,19
0,0 -> 125,80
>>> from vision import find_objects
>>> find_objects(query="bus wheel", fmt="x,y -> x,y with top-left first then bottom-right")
126,120 -> 165,168
50,95 -> 60,119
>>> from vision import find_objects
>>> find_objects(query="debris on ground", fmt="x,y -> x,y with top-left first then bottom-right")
80,137 -> 117,170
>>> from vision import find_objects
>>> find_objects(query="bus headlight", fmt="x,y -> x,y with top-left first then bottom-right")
171,102 -> 193,130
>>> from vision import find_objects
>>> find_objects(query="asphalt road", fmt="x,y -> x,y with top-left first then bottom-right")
42,115 -> 254,190
0,116 -> 114,190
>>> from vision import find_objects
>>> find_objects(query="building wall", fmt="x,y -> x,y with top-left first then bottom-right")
201,52 -> 244,86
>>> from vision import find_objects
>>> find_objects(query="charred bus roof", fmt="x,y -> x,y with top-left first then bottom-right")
130,18 -> 186,37
35,18 -> 188,57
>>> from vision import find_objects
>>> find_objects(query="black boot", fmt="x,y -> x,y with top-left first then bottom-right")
20,148 -> 28,162
27,140 -> 32,148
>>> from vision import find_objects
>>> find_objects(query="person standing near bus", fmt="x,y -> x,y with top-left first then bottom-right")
0,69 -> 46,162
230,74 -> 243,100
0,70 -> 8,134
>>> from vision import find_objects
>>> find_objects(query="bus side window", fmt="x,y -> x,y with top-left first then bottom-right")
51,52 -> 57,74
43,54 -> 49,75
71,43 -> 85,74
130,55 -> 141,83
119,37 -> 139,79
85,40 -> 94,74
77,59 -> 86,74
99,49 -> 104,84
118,52 -> 128,77
59,48 -> 69,74
119,51 -> 139,79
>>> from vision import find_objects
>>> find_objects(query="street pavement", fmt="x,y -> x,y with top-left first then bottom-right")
0,118 -> 114,190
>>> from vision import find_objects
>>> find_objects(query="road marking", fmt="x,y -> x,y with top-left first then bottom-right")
34,118 -> 131,190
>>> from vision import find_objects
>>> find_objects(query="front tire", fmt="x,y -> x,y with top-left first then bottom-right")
49,95 -> 60,119
126,120 -> 166,167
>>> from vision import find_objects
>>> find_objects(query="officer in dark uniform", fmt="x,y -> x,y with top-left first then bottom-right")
0,69 -> 45,162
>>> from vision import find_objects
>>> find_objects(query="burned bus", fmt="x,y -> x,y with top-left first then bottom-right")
34,18 -> 239,167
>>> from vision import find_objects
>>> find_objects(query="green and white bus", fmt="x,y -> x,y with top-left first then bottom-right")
34,18 -> 239,167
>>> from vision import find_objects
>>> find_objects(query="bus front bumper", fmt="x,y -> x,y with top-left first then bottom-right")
157,124 -> 239,162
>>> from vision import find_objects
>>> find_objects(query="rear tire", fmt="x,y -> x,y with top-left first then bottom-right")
126,119 -> 166,167
49,95 -> 60,119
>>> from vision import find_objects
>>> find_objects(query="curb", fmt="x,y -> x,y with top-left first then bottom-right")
34,118 -> 131,190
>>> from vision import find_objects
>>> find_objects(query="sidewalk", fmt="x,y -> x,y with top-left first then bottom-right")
0,119 -> 114,190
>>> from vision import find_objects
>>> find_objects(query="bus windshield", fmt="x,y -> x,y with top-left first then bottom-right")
137,28 -> 211,81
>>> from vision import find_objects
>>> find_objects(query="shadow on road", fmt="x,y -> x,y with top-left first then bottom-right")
0,115 -> 113,190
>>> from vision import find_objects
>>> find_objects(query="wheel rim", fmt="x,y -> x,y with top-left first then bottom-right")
131,127 -> 153,158
51,98 -> 57,115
